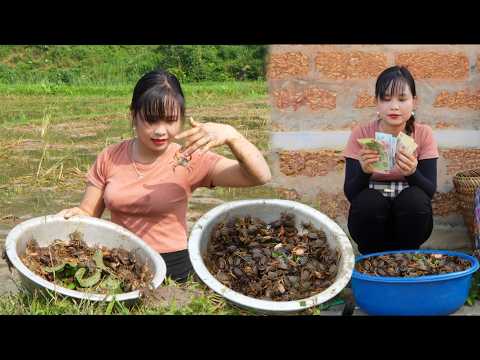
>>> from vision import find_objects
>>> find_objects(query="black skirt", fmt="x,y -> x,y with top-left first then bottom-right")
160,249 -> 194,282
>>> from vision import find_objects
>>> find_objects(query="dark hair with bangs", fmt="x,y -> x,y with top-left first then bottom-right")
375,66 -> 416,135
130,69 -> 185,126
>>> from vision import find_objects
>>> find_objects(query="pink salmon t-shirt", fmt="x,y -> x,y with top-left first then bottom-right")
86,139 -> 223,253
343,119 -> 439,181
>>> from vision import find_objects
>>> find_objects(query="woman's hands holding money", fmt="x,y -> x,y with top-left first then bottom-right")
359,148 -> 380,174
396,148 -> 418,176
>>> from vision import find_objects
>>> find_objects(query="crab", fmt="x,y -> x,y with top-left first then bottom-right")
170,149 -> 193,173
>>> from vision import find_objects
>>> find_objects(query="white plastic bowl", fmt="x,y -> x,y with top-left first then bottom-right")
5,215 -> 166,302
188,199 -> 355,314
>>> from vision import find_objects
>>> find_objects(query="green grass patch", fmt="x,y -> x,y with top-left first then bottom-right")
0,275 -> 338,315
0,45 -> 267,84
0,80 -> 267,98
0,276 -> 254,315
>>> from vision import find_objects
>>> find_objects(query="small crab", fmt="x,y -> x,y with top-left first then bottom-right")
170,150 -> 193,173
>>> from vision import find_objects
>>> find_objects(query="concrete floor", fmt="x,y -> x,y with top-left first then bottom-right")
317,301 -> 480,316
317,305 -> 480,316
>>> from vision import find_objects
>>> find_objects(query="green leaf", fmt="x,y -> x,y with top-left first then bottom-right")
99,275 -> 122,294
93,250 -> 108,271
75,267 -> 102,288
114,299 -> 130,315
105,300 -> 115,315
63,262 -> 79,277
272,251 -> 281,258
65,282 -> 76,290
43,263 -> 65,273
319,298 -> 345,310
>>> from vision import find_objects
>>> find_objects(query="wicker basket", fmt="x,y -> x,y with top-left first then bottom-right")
453,168 -> 480,244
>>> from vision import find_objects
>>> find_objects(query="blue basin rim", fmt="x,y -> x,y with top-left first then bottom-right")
352,249 -> 480,283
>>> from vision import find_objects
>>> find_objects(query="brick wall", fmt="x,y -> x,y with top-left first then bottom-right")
267,45 -> 480,236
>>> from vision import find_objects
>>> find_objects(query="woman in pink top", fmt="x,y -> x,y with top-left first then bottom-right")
58,69 -> 272,281
343,66 -> 439,255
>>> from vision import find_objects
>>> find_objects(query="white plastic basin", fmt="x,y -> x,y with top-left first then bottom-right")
188,199 -> 355,314
5,215 -> 166,302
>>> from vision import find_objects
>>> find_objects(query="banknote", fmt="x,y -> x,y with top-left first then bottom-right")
357,136 -> 391,173
358,132 -> 417,173
375,132 -> 397,172
357,138 -> 382,152
396,132 -> 418,156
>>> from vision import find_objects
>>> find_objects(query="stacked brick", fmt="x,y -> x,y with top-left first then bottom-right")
267,45 -> 480,225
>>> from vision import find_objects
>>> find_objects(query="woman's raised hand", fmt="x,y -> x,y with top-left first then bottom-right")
174,117 -> 241,156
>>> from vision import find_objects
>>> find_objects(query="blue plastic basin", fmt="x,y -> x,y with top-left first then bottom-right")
351,250 -> 479,316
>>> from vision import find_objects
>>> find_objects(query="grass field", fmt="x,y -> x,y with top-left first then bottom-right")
0,81 -> 270,218
0,80 -> 340,315
0,45 -> 267,84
